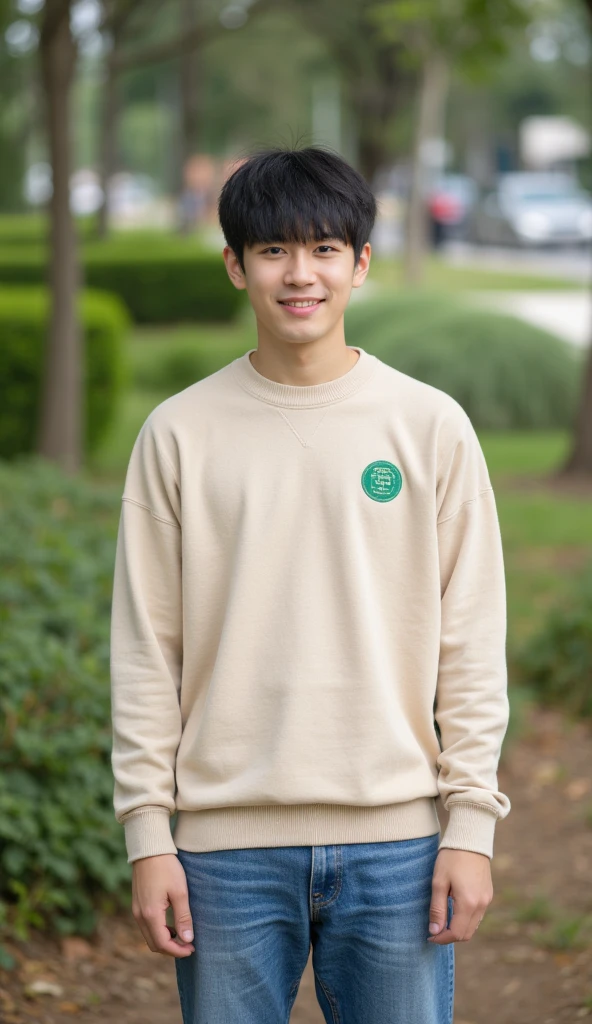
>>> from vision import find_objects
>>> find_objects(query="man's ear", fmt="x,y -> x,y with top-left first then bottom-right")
352,241 -> 371,289
222,246 -> 247,290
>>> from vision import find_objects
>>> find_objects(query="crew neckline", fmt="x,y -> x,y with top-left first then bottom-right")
230,346 -> 378,408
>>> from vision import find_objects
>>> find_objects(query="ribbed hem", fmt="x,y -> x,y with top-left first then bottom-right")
438,801 -> 499,860
121,806 -> 177,864
230,346 -> 379,408
172,798 -> 441,853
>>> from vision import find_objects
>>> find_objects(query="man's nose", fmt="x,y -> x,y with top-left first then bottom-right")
284,253 -> 316,285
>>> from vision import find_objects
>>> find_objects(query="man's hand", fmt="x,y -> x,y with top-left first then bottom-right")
132,853 -> 195,958
427,849 -> 493,945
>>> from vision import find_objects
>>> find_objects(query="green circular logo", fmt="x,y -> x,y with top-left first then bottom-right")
361,460 -> 403,502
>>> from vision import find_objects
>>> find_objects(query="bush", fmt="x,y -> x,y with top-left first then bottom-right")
0,212 -> 98,245
513,566 -> 592,719
0,458 -> 130,945
0,241 -> 246,323
345,292 -> 581,430
0,286 -> 129,459
133,336 -> 251,393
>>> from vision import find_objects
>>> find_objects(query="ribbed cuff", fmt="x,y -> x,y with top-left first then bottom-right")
437,802 -> 499,860
121,806 -> 178,863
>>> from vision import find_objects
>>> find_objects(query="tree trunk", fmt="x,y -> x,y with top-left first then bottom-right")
38,0 -> 83,473
404,49 -> 449,287
560,328 -> 592,478
97,38 -> 120,240
176,0 -> 201,235
351,52 -> 413,185
560,6 -> 591,478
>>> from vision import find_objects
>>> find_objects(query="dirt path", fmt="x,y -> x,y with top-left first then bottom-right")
1,703 -> 591,1024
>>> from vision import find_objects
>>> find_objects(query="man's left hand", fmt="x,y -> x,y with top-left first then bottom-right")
427,848 -> 493,944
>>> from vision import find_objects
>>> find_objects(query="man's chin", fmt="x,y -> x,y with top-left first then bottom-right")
274,313 -> 336,337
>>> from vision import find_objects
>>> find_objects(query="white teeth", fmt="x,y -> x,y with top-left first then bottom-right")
283,300 -> 320,307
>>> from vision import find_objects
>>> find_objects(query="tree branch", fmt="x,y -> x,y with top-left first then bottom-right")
111,0 -> 280,72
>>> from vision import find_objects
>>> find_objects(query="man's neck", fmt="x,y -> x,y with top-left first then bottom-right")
249,343 -> 359,388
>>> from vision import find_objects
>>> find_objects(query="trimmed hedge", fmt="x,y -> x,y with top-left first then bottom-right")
0,212 -> 98,245
0,241 -> 245,324
514,566 -> 592,720
0,458 -> 129,948
0,286 -> 129,459
133,335 -> 252,393
345,292 -> 582,430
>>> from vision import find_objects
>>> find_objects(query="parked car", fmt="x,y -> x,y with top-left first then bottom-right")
427,174 -> 478,246
469,172 -> 592,248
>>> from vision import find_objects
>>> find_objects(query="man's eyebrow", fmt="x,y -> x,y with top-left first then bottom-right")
255,236 -> 344,245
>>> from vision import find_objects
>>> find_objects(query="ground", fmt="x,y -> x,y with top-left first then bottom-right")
1,702 -> 591,1024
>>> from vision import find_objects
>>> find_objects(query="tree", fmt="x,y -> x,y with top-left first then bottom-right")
560,0 -> 592,478
95,0 -> 278,239
26,0 -> 277,469
37,0 -> 83,473
369,0 -> 530,285
287,0 -> 416,183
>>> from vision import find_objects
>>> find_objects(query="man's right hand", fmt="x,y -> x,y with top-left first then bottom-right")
131,853 -> 195,958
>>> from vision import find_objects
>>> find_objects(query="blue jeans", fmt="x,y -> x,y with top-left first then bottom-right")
175,832 -> 454,1023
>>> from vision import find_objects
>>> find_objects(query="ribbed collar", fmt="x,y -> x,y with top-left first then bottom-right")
230,346 -> 378,408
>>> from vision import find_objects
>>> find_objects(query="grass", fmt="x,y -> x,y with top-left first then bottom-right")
367,255 -> 585,294
513,893 -> 555,924
532,912 -> 592,952
480,431 -> 592,645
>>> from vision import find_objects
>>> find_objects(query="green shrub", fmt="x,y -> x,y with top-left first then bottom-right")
133,336 -> 251,393
0,458 -> 130,944
0,286 -> 129,459
345,292 -> 581,430
514,566 -> 592,719
0,212 -> 97,245
0,241 -> 245,323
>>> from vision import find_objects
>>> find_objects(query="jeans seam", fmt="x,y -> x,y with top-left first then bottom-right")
313,845 -> 343,909
315,972 -> 341,1024
286,969 -> 305,1024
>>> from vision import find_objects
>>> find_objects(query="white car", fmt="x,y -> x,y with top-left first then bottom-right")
470,172 -> 592,247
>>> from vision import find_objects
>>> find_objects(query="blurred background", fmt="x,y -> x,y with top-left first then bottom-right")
0,1 -> 591,1022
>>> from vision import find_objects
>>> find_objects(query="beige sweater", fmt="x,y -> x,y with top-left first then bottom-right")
110,345 -> 511,864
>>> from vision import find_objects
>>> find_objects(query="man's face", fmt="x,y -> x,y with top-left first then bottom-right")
223,236 -> 371,346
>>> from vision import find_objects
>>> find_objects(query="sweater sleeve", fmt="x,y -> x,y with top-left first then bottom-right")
434,412 -> 511,860
110,415 -> 183,864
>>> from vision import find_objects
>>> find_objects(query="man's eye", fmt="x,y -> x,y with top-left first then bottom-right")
263,247 -> 283,254
316,246 -> 336,253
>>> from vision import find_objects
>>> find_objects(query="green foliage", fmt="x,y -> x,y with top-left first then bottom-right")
533,912 -> 592,952
0,213 -> 98,245
514,892 -> 555,924
368,0 -> 529,76
0,458 -> 131,943
513,566 -> 592,720
345,292 -> 581,430
132,336 -> 250,393
0,286 -> 129,459
0,240 -> 246,324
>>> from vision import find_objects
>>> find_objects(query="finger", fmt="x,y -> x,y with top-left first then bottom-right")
171,890 -> 194,945
143,914 -> 195,958
428,890 -> 449,937
135,918 -> 157,953
467,907 -> 486,939
428,900 -> 472,945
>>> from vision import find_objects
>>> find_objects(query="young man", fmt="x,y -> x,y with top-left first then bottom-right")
110,146 -> 511,1024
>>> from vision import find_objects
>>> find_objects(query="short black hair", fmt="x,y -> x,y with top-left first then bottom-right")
218,146 -> 377,274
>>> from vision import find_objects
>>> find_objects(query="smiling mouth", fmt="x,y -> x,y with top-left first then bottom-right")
278,299 -> 325,307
